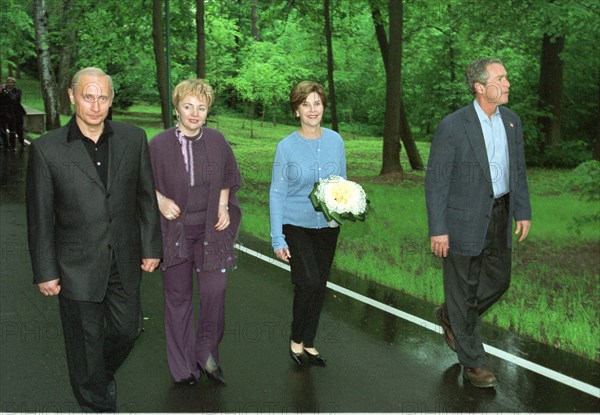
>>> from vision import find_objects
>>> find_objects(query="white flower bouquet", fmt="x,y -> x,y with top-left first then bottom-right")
308,175 -> 370,226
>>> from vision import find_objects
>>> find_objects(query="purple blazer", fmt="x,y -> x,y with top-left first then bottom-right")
149,127 -> 242,271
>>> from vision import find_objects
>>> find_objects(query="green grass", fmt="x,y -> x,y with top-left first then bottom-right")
22,98 -> 600,361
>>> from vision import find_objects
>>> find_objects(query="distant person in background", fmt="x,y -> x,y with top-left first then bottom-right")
5,77 -> 26,149
269,81 -> 346,367
149,78 -> 242,386
0,83 -> 10,150
425,58 -> 531,388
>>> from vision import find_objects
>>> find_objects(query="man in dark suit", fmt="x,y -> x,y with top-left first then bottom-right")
425,58 -> 531,388
26,67 -> 163,411
5,77 -> 27,149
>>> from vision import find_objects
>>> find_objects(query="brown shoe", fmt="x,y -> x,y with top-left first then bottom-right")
463,366 -> 498,388
434,304 -> 456,352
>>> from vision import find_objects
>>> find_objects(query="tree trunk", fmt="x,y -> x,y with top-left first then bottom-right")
152,0 -> 170,129
323,0 -> 339,132
195,0 -> 206,78
57,39 -> 75,116
249,102 -> 255,138
33,0 -> 60,130
399,100 -> 423,170
370,0 -> 423,172
251,0 -> 260,41
538,33 -> 564,150
594,66 -> 600,162
380,0 -> 403,175
57,0 -> 77,115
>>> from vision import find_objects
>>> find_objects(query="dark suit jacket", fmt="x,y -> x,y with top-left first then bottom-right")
26,119 -> 163,302
425,102 -> 532,257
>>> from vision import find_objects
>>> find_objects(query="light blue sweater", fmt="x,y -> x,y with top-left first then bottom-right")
269,128 -> 347,250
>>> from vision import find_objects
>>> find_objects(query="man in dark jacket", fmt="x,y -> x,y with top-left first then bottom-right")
425,58 -> 532,388
26,67 -> 163,411
0,83 -> 12,150
5,77 -> 27,148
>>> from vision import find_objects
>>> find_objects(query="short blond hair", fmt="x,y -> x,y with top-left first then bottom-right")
172,79 -> 214,108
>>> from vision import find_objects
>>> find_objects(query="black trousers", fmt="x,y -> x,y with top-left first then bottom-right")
6,115 -> 24,147
443,195 -> 511,368
58,256 -> 142,412
283,224 -> 340,348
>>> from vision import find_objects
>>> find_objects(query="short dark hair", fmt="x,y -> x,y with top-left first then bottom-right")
289,81 -> 327,114
466,58 -> 504,96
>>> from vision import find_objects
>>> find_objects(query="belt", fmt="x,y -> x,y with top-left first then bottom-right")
493,193 -> 509,207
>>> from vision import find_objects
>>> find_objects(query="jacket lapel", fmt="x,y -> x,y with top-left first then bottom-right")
499,107 -> 517,188
464,104 -> 492,183
107,124 -> 127,193
63,139 -> 105,190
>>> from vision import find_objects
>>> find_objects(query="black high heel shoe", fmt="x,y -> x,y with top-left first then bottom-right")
289,349 -> 305,366
303,349 -> 326,366
199,366 -> 226,385
174,374 -> 198,386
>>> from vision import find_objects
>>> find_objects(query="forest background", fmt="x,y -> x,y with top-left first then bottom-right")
2,0 -> 599,361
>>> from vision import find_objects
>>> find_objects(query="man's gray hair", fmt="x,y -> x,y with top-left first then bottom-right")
466,58 -> 504,96
71,67 -> 114,99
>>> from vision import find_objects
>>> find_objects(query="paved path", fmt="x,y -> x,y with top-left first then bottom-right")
1,148 -> 599,412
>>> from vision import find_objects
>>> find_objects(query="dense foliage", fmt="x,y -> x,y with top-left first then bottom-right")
3,0 -> 599,166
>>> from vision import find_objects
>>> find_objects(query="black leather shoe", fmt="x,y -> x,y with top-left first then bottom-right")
304,349 -> 326,366
174,375 -> 197,386
203,367 -> 226,385
289,349 -> 305,366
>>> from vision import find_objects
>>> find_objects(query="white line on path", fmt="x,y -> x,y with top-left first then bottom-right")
235,243 -> 600,399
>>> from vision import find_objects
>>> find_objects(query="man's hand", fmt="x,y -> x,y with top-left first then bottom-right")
430,235 -> 449,258
515,220 -> 531,242
38,279 -> 61,296
141,258 -> 161,272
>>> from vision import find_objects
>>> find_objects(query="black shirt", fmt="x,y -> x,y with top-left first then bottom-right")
67,116 -> 113,188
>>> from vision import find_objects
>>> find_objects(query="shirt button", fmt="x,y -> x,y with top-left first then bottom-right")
203,241 -> 208,246
97,162 -> 101,166
175,242 -> 179,247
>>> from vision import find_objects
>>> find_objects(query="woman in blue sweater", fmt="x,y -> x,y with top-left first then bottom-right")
269,81 -> 346,366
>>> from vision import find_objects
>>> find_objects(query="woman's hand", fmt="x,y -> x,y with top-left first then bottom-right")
215,204 -> 230,231
275,248 -> 291,263
158,197 -> 181,221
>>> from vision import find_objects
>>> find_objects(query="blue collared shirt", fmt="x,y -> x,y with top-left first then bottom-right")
473,100 -> 509,197
269,128 -> 347,250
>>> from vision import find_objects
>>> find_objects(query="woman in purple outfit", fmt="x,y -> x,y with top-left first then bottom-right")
149,79 -> 242,386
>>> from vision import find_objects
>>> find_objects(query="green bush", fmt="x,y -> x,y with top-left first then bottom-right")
527,139 -> 590,168
566,159 -> 600,201
565,160 -> 600,232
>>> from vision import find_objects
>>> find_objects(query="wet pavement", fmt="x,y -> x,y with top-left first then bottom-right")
1,147 -> 599,412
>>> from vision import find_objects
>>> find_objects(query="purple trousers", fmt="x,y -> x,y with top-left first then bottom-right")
162,224 -> 228,382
